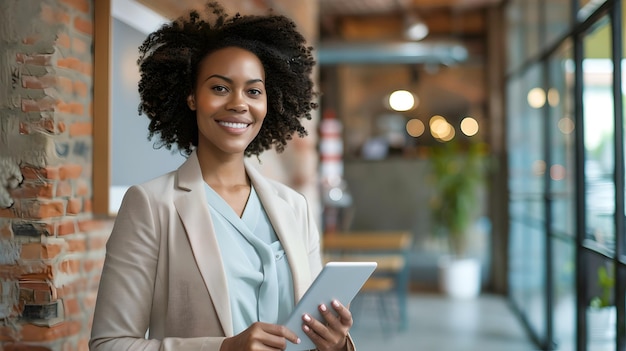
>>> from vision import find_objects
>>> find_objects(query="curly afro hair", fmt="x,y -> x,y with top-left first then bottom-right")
137,1 -> 318,157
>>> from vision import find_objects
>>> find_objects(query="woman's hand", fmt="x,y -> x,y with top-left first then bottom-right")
220,322 -> 301,351
302,300 -> 353,351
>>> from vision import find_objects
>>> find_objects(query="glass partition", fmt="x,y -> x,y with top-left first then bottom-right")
583,16 -> 615,253
547,39 -> 577,350
545,0 -> 572,52
508,63 -> 547,343
586,256 -> 616,351
549,40 -> 576,238
506,0 -> 540,73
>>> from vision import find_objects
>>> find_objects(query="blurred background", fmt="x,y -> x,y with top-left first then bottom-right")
0,0 -> 624,350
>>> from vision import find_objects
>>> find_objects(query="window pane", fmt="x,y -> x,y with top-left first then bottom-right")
506,0 -> 540,73
552,238 -> 576,350
507,64 -> 547,342
583,16 -> 615,252
548,40 -> 576,237
548,39 -> 577,351
586,257 -> 616,350
545,0 -> 572,52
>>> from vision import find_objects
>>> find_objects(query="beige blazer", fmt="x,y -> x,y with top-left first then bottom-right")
90,152 -> 351,351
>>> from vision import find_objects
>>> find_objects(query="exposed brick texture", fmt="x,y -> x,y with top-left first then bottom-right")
0,1 -> 318,350
0,1 -> 113,350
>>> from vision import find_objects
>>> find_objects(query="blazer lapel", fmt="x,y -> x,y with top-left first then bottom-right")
245,162 -> 312,301
174,152 -> 234,336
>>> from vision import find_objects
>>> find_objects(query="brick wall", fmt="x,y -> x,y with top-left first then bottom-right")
0,1 -> 112,350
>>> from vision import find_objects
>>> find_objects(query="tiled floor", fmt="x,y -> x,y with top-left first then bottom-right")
349,292 -> 539,351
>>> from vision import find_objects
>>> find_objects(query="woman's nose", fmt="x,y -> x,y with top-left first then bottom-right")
226,93 -> 247,112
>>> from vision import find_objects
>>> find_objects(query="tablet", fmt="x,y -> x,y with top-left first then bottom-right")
282,261 -> 377,351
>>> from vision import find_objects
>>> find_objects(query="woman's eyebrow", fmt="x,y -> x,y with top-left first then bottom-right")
205,74 -> 264,84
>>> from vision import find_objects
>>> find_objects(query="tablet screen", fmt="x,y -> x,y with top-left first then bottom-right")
282,261 -> 377,351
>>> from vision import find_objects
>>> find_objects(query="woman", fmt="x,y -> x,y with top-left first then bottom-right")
89,2 -> 356,351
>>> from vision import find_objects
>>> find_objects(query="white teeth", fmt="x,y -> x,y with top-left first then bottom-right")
218,121 -> 248,129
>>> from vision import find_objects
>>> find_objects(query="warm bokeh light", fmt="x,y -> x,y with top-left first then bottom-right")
439,125 -> 455,141
389,90 -> 416,111
460,117 -> 479,136
429,115 -> 455,141
558,117 -> 575,134
547,88 -> 560,107
532,160 -> 546,176
429,115 -> 447,136
527,87 -> 546,108
406,118 -> 425,137
550,164 -> 566,181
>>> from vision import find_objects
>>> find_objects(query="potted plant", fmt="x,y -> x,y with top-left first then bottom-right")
429,139 -> 488,299
587,264 -> 616,344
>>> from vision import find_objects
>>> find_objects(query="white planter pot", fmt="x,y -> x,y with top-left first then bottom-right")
438,257 -> 481,299
587,305 -> 616,343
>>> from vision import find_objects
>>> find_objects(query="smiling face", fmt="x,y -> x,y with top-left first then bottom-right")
188,46 -> 267,159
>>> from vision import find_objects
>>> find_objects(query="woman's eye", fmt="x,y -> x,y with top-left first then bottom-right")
248,89 -> 262,96
212,85 -> 228,93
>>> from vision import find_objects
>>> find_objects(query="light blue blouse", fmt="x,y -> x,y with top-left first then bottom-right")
203,183 -> 295,334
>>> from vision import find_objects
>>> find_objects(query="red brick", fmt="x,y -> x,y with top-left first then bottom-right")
73,80 -> 88,97
76,337 -> 89,351
20,243 -> 43,260
26,201 -> 65,219
83,198 -> 92,213
22,75 -> 57,89
81,61 -> 93,76
20,321 -> 81,342
0,325 -> 17,341
22,166 -> 60,181
20,242 -> 64,260
83,292 -> 97,309
16,53 -> 53,66
61,0 -> 90,13
18,118 -> 59,135
86,235 -> 108,251
55,181 -> 72,197
33,289 -> 52,303
77,219 -> 104,233
57,101 -> 84,116
22,35 -> 40,45
59,165 -> 82,180
0,207 -> 17,218
22,97 -> 57,112
57,57 -> 82,72
40,4 -> 71,25
69,122 -> 91,136
66,238 -> 86,254
83,258 -> 103,274
2,265 -> 53,281
64,297 -> 81,317
0,223 -> 12,239
57,220 -> 76,236
71,37 -> 88,54
3,343 -> 53,351
66,198 -> 82,215
56,32 -> 71,48
59,259 -> 80,275
56,76 -> 74,94
57,121 -> 67,133
75,180 -> 88,196
73,17 -> 92,35
10,182 -> 54,198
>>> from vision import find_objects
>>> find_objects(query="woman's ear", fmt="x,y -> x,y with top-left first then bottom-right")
187,95 -> 196,110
